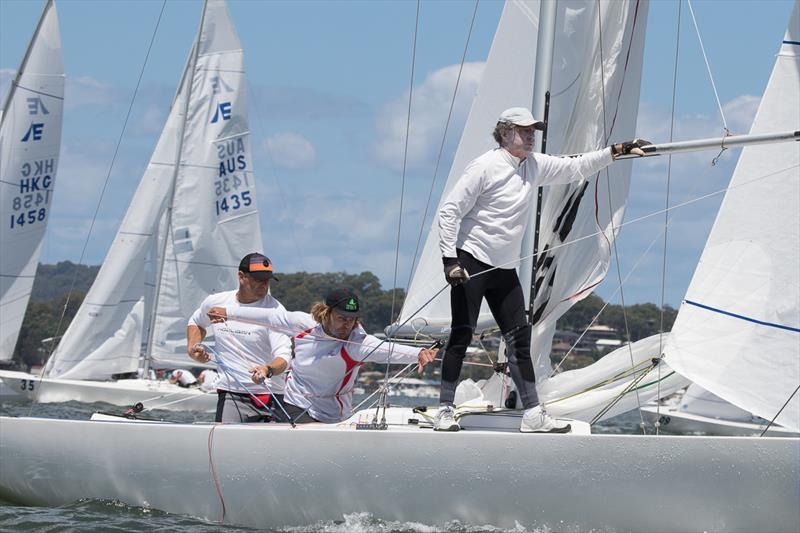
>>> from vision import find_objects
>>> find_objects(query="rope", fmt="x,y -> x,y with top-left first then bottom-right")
207,424 -> 226,524
759,384 -> 800,437
686,0 -> 730,133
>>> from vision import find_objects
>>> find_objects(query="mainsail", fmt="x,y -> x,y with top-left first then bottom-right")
665,4 -> 800,431
0,0 -> 64,362
47,0 -> 262,379
394,0 -> 646,382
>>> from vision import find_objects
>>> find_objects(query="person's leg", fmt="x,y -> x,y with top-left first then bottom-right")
217,391 -> 271,423
439,250 -> 489,406
484,269 -> 539,409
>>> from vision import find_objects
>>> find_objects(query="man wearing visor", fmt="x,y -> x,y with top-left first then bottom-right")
187,252 -> 292,423
436,106 -> 649,432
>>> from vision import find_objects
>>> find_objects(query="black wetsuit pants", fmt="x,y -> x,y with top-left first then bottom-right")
439,249 -> 540,409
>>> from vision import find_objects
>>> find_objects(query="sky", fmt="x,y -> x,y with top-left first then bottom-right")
0,0 -> 796,310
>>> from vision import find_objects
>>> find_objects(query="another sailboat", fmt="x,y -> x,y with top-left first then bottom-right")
0,0 -> 262,411
0,1 -> 797,531
0,0 -> 63,399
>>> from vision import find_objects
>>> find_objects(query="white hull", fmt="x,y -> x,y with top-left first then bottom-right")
0,370 -> 216,412
0,410 -> 797,532
640,405 -> 800,437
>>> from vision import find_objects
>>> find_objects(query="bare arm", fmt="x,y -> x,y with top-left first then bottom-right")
186,325 -> 208,363
250,356 -> 290,384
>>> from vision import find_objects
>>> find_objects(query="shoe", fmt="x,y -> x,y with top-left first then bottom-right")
520,405 -> 572,433
433,405 -> 460,432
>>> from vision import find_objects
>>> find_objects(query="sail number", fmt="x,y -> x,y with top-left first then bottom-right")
10,208 -> 47,228
9,158 -> 55,230
19,379 -> 35,391
215,191 -> 252,215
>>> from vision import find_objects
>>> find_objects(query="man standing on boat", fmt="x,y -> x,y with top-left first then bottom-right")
206,288 -> 438,423
187,253 -> 292,423
435,107 -> 648,432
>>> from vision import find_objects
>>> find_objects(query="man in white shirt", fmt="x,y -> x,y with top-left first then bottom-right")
197,369 -> 219,393
436,107 -> 649,433
206,287 -> 438,424
169,369 -> 197,388
187,253 -> 292,423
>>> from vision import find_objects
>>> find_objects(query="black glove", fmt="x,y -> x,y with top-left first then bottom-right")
443,257 -> 470,286
611,138 -> 652,157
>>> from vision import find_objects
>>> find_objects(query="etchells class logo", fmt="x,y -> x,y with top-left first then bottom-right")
210,75 -> 234,124
345,298 -> 358,312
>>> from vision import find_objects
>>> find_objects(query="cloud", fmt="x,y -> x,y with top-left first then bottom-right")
262,133 -> 317,170
721,94 -> 760,133
373,62 -> 485,172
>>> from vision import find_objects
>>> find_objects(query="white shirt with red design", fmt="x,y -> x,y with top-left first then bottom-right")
189,290 -> 292,395
228,307 -> 421,423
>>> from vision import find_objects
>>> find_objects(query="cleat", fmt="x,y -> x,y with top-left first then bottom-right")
433,405 -> 460,432
520,405 -> 572,434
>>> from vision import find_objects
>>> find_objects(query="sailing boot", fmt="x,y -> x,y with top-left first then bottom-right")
433,405 -> 460,431
520,405 -> 572,433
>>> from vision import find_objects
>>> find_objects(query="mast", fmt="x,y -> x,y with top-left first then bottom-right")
519,0 -> 558,317
143,0 -> 209,373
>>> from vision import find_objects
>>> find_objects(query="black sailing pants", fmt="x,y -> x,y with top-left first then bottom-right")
439,249 -> 539,409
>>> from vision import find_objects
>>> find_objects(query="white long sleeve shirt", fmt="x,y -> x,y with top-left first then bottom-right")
438,147 -> 614,268
189,290 -> 292,395
229,306 -> 422,423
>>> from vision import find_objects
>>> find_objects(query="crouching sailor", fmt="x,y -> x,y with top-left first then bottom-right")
436,106 -> 649,433
208,287 -> 438,423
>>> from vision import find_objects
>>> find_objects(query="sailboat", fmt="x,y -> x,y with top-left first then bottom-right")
0,0 -> 63,400
640,383 -> 800,436
0,1 -> 797,531
0,0 -> 262,411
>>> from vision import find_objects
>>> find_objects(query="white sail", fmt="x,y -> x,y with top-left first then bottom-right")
147,0 -> 261,368
665,4 -> 800,431
677,383 -> 755,423
0,0 -> 63,362
393,0 -> 646,360
47,0 -> 261,379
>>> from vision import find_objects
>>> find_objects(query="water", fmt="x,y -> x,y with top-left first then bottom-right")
0,397 -> 645,532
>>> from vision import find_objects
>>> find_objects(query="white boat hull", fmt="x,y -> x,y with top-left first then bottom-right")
0,370 -> 216,412
0,412 -> 797,532
640,405 -> 800,437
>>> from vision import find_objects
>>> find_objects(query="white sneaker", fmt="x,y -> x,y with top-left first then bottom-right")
433,405 -> 460,432
520,405 -> 572,433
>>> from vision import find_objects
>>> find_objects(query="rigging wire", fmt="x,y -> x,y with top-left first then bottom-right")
29,0 -> 168,413
404,0 -> 480,294
381,0 -> 421,418
686,0 -> 730,133
656,0 -> 684,435
594,0 -> 647,435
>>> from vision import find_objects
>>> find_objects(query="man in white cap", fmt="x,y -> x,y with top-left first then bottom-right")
186,253 -> 292,423
435,106 -> 648,433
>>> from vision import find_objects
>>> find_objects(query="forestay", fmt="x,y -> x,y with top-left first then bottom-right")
46,0 -> 262,379
0,0 -> 63,362
665,4 -> 800,431
392,0 -> 647,384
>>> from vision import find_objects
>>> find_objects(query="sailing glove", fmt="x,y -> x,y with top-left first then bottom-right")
611,138 -> 652,157
443,257 -> 470,286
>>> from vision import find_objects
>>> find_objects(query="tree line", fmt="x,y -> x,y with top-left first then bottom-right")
7,261 -> 675,369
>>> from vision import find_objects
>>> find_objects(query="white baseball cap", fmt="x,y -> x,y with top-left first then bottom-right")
498,107 -> 545,130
